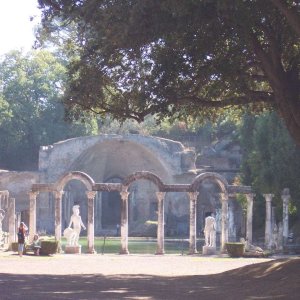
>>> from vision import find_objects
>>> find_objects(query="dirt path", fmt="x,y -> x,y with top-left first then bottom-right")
0,252 -> 299,299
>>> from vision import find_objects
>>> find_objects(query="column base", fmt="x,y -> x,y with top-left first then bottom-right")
119,249 -> 129,255
87,248 -> 97,254
155,250 -> 165,255
65,245 -> 81,254
188,249 -> 198,255
202,246 -> 216,255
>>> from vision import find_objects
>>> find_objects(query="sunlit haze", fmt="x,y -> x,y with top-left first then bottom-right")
0,0 -> 41,56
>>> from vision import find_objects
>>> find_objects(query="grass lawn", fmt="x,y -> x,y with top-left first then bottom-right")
59,237 -> 205,254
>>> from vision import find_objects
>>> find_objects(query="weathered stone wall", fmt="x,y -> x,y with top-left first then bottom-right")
0,170 -> 40,226
0,171 -> 39,210
39,134 -> 196,183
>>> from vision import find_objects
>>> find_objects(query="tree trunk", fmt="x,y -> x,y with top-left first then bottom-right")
275,78 -> 300,147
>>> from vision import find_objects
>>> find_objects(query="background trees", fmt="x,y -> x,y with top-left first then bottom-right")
0,50 -> 98,170
239,112 -> 300,227
37,0 -> 300,145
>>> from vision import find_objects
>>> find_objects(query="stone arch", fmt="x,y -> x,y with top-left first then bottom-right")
55,171 -> 95,192
190,172 -> 228,195
66,137 -> 175,184
190,172 -> 229,252
122,171 -> 165,191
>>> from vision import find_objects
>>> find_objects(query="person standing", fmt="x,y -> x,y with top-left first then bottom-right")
17,222 -> 28,257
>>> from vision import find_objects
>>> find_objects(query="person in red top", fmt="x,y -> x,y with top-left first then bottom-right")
17,222 -> 28,257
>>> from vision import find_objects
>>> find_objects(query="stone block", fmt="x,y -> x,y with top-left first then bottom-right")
202,246 -> 216,255
65,245 -> 81,254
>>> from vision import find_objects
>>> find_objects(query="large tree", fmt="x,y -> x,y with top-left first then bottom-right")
37,0 -> 300,144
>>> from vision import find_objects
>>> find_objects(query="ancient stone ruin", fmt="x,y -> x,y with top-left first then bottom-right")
0,134 -> 293,254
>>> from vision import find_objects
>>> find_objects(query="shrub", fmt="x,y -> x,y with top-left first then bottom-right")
11,242 -> 19,252
225,242 -> 245,257
40,240 -> 59,255
11,242 -> 26,254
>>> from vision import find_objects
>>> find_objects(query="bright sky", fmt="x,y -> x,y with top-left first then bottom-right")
0,0 -> 41,56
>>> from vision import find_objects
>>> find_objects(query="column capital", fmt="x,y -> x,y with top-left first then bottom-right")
246,193 -> 255,202
263,194 -> 274,202
28,191 -> 39,200
156,192 -> 166,201
120,191 -> 129,201
53,190 -> 64,199
219,192 -> 228,202
281,188 -> 290,196
281,188 -> 290,203
282,196 -> 290,204
86,191 -> 97,199
246,193 -> 255,198
188,192 -> 199,201
0,190 -> 9,197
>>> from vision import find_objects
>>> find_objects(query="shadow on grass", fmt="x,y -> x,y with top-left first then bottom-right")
0,258 -> 299,300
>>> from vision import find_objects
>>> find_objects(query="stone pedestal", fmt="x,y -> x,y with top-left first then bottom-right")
65,245 -> 81,254
202,246 -> 216,255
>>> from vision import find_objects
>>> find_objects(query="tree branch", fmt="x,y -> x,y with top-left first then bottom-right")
172,91 -> 274,108
249,32 -> 282,88
271,0 -> 300,37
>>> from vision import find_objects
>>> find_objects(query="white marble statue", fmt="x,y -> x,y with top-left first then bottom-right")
63,205 -> 86,246
204,215 -> 216,247
240,238 -> 264,253
0,209 -> 4,232
0,209 -> 4,247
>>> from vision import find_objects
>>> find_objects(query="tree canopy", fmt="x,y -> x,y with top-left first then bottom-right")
0,50 -> 98,170
37,0 -> 300,145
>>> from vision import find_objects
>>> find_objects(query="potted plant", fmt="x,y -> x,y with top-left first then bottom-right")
225,242 -> 245,257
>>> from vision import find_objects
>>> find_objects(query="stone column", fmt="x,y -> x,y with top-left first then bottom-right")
245,193 -> 255,245
86,191 -> 97,254
8,198 -> 15,250
221,193 -> 229,252
156,192 -> 166,255
188,192 -> 198,254
28,191 -> 38,243
120,189 -> 129,254
264,194 -> 274,249
281,188 -> 290,245
54,191 -> 63,252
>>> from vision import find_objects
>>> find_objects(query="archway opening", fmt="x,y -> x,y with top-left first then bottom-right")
101,177 -> 122,230
62,179 -> 88,231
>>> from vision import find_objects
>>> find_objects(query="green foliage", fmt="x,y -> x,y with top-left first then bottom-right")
40,240 -> 59,255
10,242 -> 19,252
0,50 -> 98,170
37,0 -> 300,145
225,242 -> 245,258
239,112 -> 300,224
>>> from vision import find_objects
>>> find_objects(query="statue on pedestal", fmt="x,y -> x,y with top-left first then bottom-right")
63,205 -> 86,246
204,215 -> 216,247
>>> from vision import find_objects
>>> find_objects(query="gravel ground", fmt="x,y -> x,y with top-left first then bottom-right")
0,251 -> 299,300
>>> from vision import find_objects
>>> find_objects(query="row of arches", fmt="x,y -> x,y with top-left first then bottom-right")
29,171 -> 254,254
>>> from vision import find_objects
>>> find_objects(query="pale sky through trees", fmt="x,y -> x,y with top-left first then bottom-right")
0,0 -> 41,56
